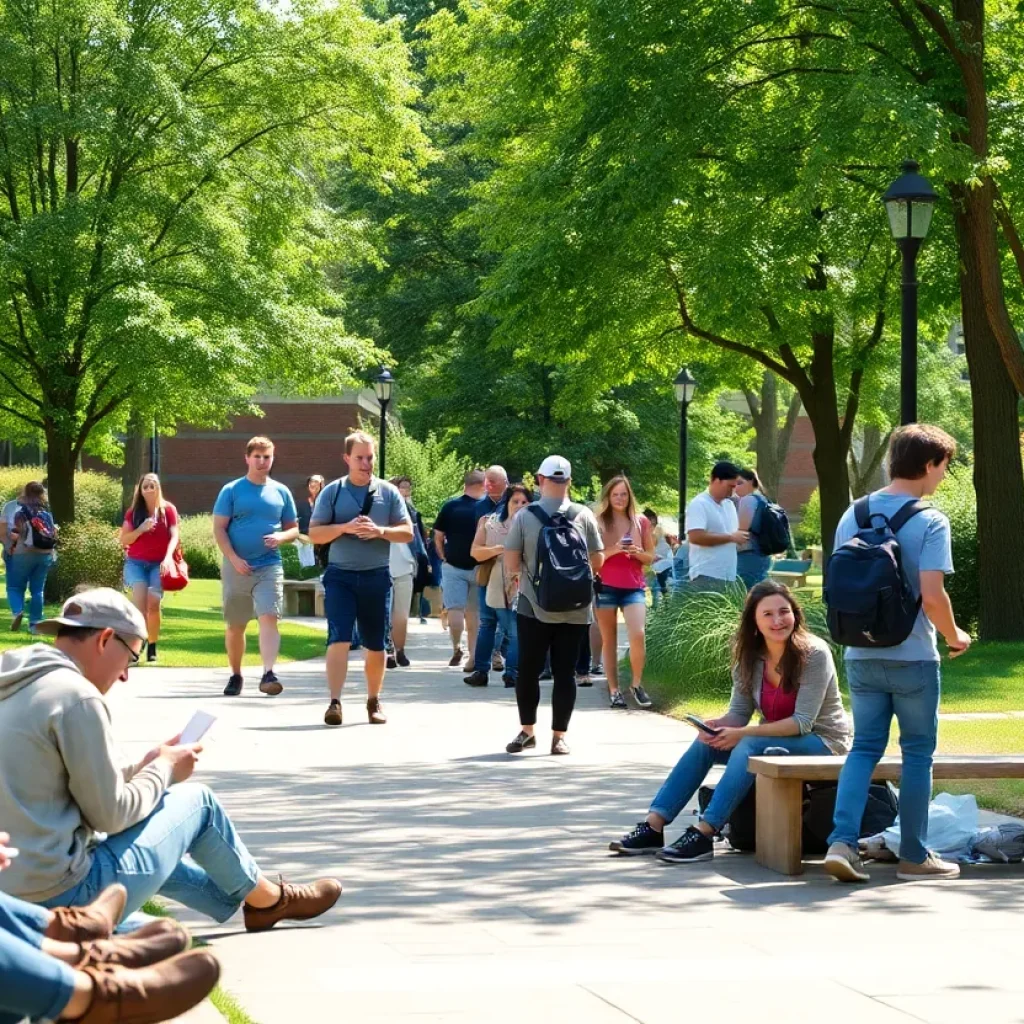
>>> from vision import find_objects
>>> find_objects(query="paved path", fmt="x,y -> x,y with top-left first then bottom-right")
109,622 -> 1024,1024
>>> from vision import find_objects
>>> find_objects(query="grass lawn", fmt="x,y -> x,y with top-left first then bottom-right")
0,578 -> 326,668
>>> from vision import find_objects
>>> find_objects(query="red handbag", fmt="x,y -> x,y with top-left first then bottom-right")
160,544 -> 190,592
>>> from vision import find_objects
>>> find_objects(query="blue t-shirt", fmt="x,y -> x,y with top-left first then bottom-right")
213,477 -> 298,568
833,491 -> 953,663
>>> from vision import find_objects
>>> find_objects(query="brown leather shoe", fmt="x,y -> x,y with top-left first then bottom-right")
243,876 -> 342,933
367,697 -> 387,724
46,884 -> 127,944
77,918 -> 191,970
78,949 -> 220,1024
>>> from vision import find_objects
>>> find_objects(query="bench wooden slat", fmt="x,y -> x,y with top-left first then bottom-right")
748,754 -> 1024,781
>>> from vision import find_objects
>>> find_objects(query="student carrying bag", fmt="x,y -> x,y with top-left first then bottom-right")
526,504 -> 593,613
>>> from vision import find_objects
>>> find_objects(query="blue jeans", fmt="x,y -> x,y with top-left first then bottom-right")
829,660 -> 940,864
472,586 -> 511,676
0,890 -> 75,1024
6,553 -> 53,626
40,783 -> 260,924
736,552 -> 771,588
650,733 -> 831,831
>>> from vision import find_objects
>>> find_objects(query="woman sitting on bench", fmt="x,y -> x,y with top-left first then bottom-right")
610,581 -> 850,863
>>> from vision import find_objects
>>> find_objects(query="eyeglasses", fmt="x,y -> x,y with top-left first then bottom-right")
114,634 -> 143,666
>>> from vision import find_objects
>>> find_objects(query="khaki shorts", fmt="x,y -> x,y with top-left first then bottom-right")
391,572 -> 415,620
221,560 -> 284,626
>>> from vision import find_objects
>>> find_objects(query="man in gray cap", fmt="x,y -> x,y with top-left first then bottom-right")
0,588 -> 341,933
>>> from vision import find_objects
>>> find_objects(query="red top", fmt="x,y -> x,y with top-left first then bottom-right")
124,503 -> 179,562
760,669 -> 797,723
600,516 -> 651,590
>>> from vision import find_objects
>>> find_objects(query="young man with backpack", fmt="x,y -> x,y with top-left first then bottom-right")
824,424 -> 971,883
502,456 -> 603,756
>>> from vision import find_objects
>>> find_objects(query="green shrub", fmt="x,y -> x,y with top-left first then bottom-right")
177,515 -> 220,579
793,489 -> 821,549
0,467 -> 121,525
45,520 -> 125,602
384,423 -> 471,522
280,540 -> 321,581
932,465 -> 979,633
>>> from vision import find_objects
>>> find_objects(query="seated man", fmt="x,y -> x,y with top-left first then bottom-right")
0,835 -> 219,1024
0,589 -> 341,931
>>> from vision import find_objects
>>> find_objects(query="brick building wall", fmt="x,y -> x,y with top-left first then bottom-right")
776,415 -> 817,517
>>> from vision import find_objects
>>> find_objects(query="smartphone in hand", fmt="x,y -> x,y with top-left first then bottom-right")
684,714 -> 721,737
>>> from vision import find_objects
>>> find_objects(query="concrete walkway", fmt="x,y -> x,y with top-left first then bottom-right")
108,621 -> 1024,1024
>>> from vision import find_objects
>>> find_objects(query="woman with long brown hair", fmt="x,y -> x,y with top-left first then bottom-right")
609,581 -> 849,862
594,475 -> 656,709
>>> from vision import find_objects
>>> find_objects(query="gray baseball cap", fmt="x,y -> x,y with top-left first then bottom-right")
35,588 -> 148,643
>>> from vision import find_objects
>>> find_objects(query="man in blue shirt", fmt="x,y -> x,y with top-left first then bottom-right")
213,437 -> 299,698
825,424 -> 971,884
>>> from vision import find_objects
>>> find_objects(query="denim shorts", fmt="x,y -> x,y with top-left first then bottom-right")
595,585 -> 646,609
324,565 -> 391,650
124,557 -> 163,595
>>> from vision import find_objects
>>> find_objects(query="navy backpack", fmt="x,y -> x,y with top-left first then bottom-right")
527,504 -> 593,613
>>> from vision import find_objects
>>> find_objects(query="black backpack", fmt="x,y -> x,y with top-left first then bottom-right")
751,496 -> 792,556
824,496 -> 927,648
526,503 -> 593,612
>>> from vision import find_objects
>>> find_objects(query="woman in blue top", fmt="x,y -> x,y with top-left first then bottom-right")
735,469 -> 771,588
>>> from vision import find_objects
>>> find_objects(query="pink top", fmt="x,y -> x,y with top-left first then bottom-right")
760,669 -> 798,723
600,516 -> 651,590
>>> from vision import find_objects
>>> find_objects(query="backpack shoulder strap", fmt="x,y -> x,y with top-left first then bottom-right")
527,503 -> 552,527
889,499 -> 929,535
853,496 -> 872,530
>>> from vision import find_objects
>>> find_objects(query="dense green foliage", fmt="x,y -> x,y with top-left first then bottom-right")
932,467 -> 980,635
176,515 -> 220,580
45,520 -> 124,602
384,423 -> 471,521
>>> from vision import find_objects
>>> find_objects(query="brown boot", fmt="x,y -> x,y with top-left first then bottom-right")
77,919 -> 191,970
243,876 -> 342,933
77,949 -> 220,1024
46,885 -> 127,944
367,696 -> 387,725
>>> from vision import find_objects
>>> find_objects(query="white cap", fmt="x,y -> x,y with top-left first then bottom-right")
35,588 -> 148,643
536,455 -> 571,481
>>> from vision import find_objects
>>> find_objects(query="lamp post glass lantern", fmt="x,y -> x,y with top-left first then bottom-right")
374,368 -> 394,476
882,160 -> 937,425
674,367 -> 698,528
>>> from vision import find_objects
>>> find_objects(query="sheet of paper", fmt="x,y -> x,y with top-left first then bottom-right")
180,710 -> 217,745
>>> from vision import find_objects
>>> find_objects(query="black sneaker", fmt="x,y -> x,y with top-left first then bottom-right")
223,674 -> 243,697
386,655 -> 397,670
657,826 -> 714,864
609,691 -> 628,709
464,671 -> 489,687
630,685 -> 652,708
505,731 -> 537,753
259,671 -> 283,696
610,821 -> 664,856
502,674 -> 516,688
539,669 -> 553,681
147,643 -> 157,663
396,650 -> 410,667
324,699 -> 342,727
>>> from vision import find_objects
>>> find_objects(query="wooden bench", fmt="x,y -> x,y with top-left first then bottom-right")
768,558 -> 812,588
282,579 -> 324,618
747,754 -> 1024,875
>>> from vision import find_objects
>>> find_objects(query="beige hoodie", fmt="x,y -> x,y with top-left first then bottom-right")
0,644 -> 172,901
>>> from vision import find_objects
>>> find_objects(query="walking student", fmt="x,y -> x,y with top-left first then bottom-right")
213,437 -> 298,697
684,462 -> 747,589
594,475 -> 655,710
386,476 -> 420,669
735,469 -> 772,587
503,456 -> 603,756
471,465 -> 511,675
308,432 -> 412,727
7,482 -> 57,634
824,424 -> 971,884
119,474 -> 179,663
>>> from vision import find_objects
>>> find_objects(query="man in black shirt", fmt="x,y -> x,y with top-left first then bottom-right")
434,470 -> 486,667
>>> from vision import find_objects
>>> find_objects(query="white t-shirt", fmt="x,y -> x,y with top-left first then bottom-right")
389,538 -> 416,578
684,490 -> 739,581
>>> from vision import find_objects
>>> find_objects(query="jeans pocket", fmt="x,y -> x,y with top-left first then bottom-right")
883,660 -> 938,697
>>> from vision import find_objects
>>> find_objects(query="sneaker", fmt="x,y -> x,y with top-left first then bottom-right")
419,616 -> 428,625
396,650 -> 410,667
77,919 -> 191,970
591,663 -> 604,677
491,653 -> 505,672
259,670 -> 283,696
576,674 -> 593,687
448,648 -> 463,667
367,697 -> 387,724
45,884 -> 127,943
502,674 -> 516,688
223,674 -> 243,697
243,876 -> 343,933
465,670 -> 489,687
630,685 -> 652,708
657,826 -> 714,864
386,655 -> 397,669
10,612 -> 22,632
146,643 -> 157,664
505,731 -> 536,753
77,949 -> 220,1024
824,842 -> 870,883
324,699 -> 343,727
609,690 -> 628,709
539,669 -> 553,681
610,821 -> 664,855
896,853 -> 960,881
551,736 -> 570,755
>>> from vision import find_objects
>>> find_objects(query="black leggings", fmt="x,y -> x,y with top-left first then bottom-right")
515,614 -> 588,733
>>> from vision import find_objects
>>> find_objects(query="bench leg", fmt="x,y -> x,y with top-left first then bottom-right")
755,776 -> 804,876
283,591 -> 299,617
315,588 -> 325,618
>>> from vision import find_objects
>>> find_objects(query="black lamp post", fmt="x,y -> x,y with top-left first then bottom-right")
373,368 -> 394,476
882,159 -> 937,425
674,367 -> 698,528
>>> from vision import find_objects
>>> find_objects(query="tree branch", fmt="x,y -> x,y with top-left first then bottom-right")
994,180 -> 1024,292
0,401 -> 44,430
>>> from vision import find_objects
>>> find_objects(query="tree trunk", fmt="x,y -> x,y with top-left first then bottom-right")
849,424 -> 889,497
802,397 -> 851,562
122,409 -> 147,509
954,201 -> 1024,639
746,371 -> 801,499
45,425 -> 77,524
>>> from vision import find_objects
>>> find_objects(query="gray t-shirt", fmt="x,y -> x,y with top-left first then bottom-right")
310,476 -> 410,572
504,497 -> 603,624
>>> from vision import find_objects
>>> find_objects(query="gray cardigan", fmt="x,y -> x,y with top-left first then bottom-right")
725,633 -> 851,755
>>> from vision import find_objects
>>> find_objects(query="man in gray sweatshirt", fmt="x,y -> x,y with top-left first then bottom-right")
0,588 -> 341,930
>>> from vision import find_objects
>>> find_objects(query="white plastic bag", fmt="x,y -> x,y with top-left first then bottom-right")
295,540 -> 316,568
882,792 -> 979,859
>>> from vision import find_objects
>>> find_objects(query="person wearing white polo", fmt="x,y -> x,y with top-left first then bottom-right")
684,462 -> 748,588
